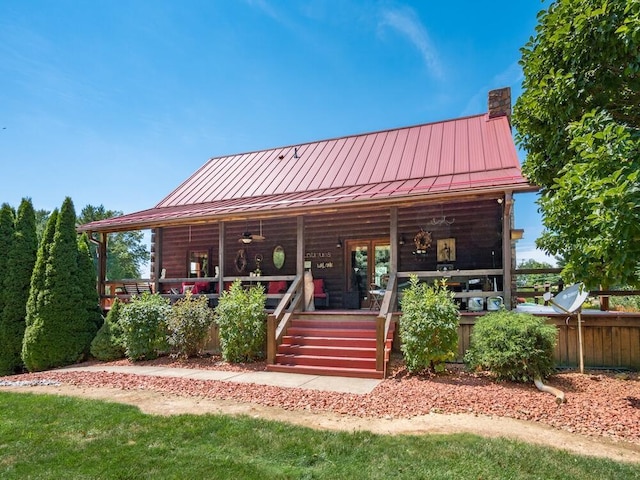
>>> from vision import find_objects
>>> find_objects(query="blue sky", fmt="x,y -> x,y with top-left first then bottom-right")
0,0 -> 553,265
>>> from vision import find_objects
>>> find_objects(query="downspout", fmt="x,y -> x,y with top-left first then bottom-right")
534,377 -> 566,404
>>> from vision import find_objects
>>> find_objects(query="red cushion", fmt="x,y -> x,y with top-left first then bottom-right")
268,281 -> 288,294
314,293 -> 327,299
313,279 -> 325,295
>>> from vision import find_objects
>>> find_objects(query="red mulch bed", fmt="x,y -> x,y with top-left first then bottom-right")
4,354 -> 640,445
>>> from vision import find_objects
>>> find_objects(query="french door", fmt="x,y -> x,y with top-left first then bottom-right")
346,239 -> 390,308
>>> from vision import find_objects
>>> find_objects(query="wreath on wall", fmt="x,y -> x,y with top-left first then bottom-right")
235,249 -> 248,273
413,229 -> 432,254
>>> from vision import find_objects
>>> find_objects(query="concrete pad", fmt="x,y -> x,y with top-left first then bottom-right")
60,365 -> 381,394
300,376 -> 381,394
224,371 -> 324,389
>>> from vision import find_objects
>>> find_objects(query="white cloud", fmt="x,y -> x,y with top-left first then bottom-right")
379,6 -> 442,79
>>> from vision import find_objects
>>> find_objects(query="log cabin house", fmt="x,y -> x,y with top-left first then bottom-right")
78,87 -> 543,378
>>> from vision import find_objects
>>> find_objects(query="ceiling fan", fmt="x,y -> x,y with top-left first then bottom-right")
238,220 -> 266,244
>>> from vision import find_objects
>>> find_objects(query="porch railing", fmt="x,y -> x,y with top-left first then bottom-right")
376,273 -> 397,376
266,274 -> 304,364
513,268 -> 640,311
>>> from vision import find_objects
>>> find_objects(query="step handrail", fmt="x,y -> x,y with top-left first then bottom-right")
267,274 -> 303,364
376,273 -> 397,376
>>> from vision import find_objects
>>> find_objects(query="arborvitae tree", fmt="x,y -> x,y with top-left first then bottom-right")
90,298 -> 125,361
0,204 -> 16,323
25,209 -> 58,330
22,197 -> 95,372
0,199 -> 37,375
78,233 -> 103,338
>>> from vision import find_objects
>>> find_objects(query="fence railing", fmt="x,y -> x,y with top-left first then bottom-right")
513,268 -> 640,311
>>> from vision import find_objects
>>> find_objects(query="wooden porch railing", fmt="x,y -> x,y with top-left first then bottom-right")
266,274 -> 304,364
513,268 -> 640,311
376,273 -> 397,376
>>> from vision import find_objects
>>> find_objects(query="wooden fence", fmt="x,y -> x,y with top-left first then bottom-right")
457,312 -> 640,370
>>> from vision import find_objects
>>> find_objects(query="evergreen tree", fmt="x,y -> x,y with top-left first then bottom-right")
90,298 -> 125,361
25,209 -> 58,329
78,233 -> 103,337
0,204 -> 16,321
0,199 -> 37,375
22,198 -> 95,371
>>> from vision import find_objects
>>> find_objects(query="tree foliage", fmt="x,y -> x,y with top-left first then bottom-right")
515,259 -> 561,288
513,0 -> 640,289
0,199 -> 37,375
90,298 -> 126,361
0,204 -> 15,332
22,198 -> 97,372
78,205 -> 149,279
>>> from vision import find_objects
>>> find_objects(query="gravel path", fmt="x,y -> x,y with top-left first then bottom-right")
2,355 -> 639,461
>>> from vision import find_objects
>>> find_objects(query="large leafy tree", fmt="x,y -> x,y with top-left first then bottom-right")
513,0 -> 640,289
22,198 -> 97,372
78,205 -> 149,279
0,199 -> 37,375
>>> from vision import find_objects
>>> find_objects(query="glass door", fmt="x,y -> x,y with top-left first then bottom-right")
347,239 -> 390,308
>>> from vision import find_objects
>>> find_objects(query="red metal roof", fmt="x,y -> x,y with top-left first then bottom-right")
79,113 -> 533,233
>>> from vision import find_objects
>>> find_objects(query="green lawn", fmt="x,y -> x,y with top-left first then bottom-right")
1,392 -> 638,479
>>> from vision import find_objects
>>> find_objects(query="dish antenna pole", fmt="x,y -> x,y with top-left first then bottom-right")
544,283 -> 589,374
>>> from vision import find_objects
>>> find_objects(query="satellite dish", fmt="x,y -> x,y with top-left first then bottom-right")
543,282 -> 589,374
543,283 -> 588,314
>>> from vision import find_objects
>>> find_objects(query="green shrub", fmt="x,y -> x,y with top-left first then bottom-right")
465,310 -> 557,382
120,293 -> 171,361
215,279 -> 266,363
90,299 -> 126,361
399,276 -> 459,373
166,292 -> 215,358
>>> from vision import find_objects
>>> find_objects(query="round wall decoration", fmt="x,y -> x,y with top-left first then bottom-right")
413,229 -> 432,254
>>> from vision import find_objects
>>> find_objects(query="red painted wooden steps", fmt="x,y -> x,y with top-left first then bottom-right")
267,311 -> 396,379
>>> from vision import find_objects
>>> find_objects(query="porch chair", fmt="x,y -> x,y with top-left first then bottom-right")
266,280 -> 288,309
313,278 -> 329,308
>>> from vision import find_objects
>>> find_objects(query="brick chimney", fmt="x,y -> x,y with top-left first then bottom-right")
488,87 -> 511,124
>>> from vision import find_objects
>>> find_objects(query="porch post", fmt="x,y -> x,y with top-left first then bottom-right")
218,221 -> 225,295
152,227 -> 162,292
297,216 -> 305,309
90,232 -> 107,309
502,191 -> 514,308
390,207 -> 398,277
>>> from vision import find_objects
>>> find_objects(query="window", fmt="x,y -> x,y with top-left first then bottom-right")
188,251 -> 209,278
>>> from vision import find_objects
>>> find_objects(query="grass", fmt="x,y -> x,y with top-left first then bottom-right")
1,392 -> 638,479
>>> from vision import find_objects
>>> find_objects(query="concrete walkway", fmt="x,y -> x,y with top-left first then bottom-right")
62,365 -> 382,394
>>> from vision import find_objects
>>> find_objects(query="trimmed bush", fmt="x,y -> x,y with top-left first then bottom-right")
120,292 -> 171,361
215,279 -> 266,363
399,276 -> 459,373
166,292 -> 215,358
90,298 -> 126,361
465,310 -> 557,382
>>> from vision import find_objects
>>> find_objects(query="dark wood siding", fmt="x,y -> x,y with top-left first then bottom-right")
156,195 -> 506,303
398,198 -> 503,273
161,225 -> 219,277
305,210 -> 391,308
222,218 -> 298,276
